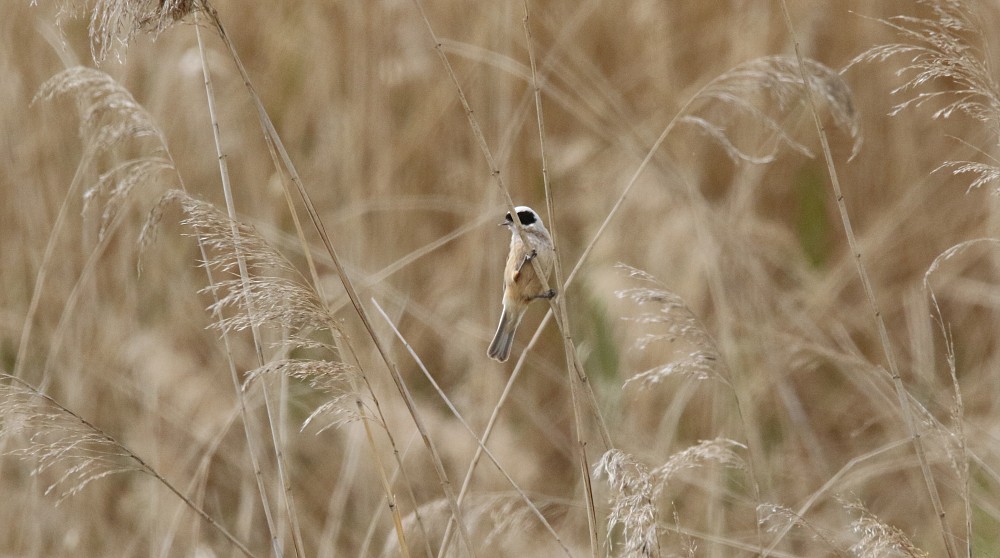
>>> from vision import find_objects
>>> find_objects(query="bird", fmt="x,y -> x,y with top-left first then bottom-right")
487,205 -> 556,362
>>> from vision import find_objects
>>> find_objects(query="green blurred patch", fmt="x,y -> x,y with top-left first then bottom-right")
972,470 -> 1000,555
583,293 -> 619,389
795,164 -> 831,268
1,338 -> 15,373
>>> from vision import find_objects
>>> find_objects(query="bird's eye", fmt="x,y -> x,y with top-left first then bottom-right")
504,213 -> 513,223
516,210 -> 536,225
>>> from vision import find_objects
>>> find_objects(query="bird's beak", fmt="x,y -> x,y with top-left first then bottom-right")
498,220 -> 510,227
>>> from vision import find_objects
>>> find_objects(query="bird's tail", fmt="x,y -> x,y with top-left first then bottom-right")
487,307 -> 523,362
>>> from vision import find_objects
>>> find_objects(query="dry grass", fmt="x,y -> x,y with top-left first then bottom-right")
3,0 -> 1000,556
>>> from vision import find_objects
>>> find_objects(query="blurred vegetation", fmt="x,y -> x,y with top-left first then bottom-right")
2,0 -> 1000,556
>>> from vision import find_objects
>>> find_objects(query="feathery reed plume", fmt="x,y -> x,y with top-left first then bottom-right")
594,441 -> 747,557
0,374 -> 143,503
86,157 -> 174,240
243,359 -> 361,433
667,507 -> 697,558
0,373 -> 258,557
939,160 -> 1000,192
757,503 -> 846,556
844,500 -> 929,558
649,438 -> 746,498
684,55 -> 861,163
146,188 -> 366,422
51,0 -> 201,62
34,67 -> 173,239
851,0 -> 1000,192
851,0 -> 996,122
615,264 -> 725,388
34,66 -> 165,150
144,190 -> 363,424
593,450 -> 659,558
145,190 -> 341,344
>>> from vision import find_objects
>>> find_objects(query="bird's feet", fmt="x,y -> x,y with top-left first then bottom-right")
533,289 -> 557,301
516,249 -> 538,273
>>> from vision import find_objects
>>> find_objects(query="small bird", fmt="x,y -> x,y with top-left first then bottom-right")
487,205 -> 556,362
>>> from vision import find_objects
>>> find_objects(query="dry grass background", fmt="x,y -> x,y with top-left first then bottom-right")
2,0 -> 1000,556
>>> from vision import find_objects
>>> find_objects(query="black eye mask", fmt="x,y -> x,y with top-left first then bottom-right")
511,210 -> 536,225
